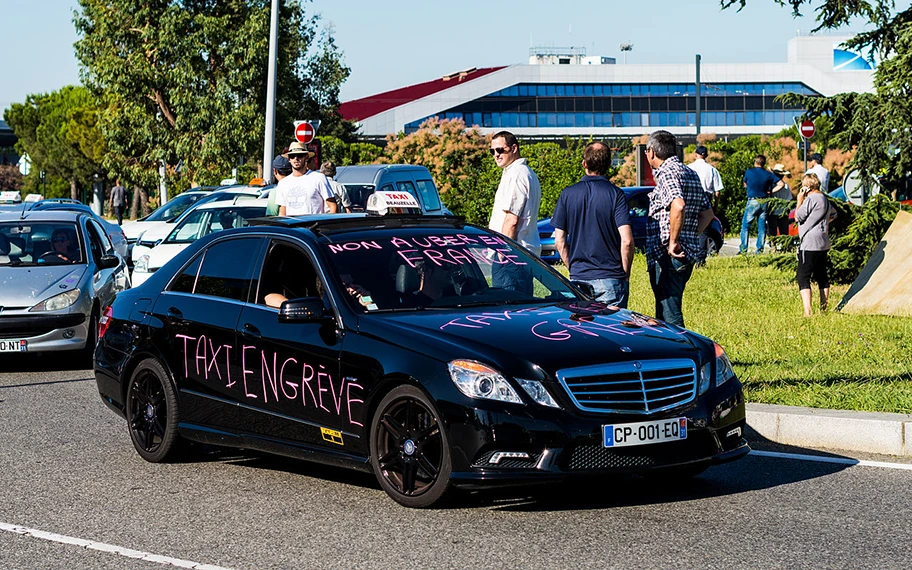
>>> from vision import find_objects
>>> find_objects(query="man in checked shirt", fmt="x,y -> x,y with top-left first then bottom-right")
644,131 -> 714,328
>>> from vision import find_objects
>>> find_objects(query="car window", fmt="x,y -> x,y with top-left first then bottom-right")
170,254 -> 203,293
255,241 -> 322,307
627,192 -> 649,218
321,228 -> 578,312
415,180 -> 441,211
87,220 -> 113,256
192,237 -> 262,301
1,222 -> 85,266
145,193 -> 202,222
343,184 -> 375,211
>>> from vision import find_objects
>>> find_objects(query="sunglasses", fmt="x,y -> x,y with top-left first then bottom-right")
489,147 -> 512,156
53,237 -> 69,243
289,154 -> 308,159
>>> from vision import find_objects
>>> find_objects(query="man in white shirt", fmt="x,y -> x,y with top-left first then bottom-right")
276,142 -> 337,216
806,153 -> 829,193
488,131 -> 541,294
687,145 -> 723,203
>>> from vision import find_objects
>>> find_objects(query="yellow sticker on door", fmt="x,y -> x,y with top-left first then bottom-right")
321,427 -> 344,445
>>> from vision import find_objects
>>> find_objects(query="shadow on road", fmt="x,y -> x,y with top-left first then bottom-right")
0,354 -> 93,374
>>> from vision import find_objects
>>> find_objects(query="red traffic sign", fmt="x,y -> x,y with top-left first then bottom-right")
799,119 -> 816,139
294,122 -> 315,144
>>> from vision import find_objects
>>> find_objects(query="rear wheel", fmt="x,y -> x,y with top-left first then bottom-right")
126,359 -> 184,462
370,385 -> 452,508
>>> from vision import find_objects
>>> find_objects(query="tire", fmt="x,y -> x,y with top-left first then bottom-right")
125,359 -> 184,463
706,233 -> 722,257
80,310 -> 98,367
370,385 -> 452,508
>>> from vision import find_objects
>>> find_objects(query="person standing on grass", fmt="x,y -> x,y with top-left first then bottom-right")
796,173 -> 837,317
740,154 -> 785,255
109,181 -> 127,225
552,142 -> 634,307
644,130 -> 714,328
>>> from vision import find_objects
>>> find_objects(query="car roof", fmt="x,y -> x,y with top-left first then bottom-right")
192,198 -> 269,210
0,210 -> 84,222
335,164 -> 428,183
248,213 -> 466,235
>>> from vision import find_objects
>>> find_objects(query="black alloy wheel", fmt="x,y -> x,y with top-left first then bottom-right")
126,359 -> 183,463
370,385 -> 452,508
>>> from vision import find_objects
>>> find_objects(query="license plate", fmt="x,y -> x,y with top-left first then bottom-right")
603,417 -> 687,448
0,339 -> 28,353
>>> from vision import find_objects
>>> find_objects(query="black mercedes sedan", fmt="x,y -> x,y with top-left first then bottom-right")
94,212 -> 748,508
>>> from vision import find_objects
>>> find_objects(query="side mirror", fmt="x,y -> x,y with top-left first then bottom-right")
99,254 -> 120,269
570,280 -> 596,299
278,297 -> 327,322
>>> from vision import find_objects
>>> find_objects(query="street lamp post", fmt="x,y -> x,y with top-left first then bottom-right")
262,0 -> 279,181
619,42 -> 633,64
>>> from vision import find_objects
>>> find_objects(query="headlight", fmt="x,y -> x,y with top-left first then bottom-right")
713,343 -> 736,387
134,254 -> 149,273
517,378 -> 560,408
447,360 -> 522,404
30,288 -> 80,312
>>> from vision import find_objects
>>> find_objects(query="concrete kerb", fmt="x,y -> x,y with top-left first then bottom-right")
746,403 -> 912,457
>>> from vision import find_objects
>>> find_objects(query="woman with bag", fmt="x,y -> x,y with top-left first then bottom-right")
795,173 -> 837,317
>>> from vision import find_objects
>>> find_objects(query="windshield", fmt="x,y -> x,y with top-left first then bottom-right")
145,193 -> 204,222
164,205 -> 266,244
320,227 -> 578,312
0,222 -> 85,266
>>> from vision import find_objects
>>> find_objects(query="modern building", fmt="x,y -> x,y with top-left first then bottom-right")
340,36 -> 875,140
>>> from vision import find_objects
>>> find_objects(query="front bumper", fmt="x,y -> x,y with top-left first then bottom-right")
443,380 -> 748,489
0,313 -> 91,353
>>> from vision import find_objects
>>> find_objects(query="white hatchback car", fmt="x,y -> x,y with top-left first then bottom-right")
131,199 -> 268,286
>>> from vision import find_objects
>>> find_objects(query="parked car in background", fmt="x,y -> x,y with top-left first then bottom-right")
132,199 -> 268,286
130,188 -> 264,265
538,186 -> 725,263
334,164 -> 451,215
0,210 -> 130,360
121,190 -> 215,258
27,200 -> 129,260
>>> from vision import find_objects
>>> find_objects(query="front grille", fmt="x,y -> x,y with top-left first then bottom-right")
0,314 -> 86,338
566,435 -> 718,471
557,358 -> 697,414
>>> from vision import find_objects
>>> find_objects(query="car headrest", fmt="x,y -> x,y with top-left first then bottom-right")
396,264 -> 419,295
0,234 -> 9,255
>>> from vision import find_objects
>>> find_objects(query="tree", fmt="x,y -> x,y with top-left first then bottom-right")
4,86 -> 104,200
74,0 -> 352,199
723,1 -> 912,185
0,165 -> 22,191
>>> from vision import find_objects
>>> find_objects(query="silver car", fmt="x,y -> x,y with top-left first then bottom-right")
0,211 -> 130,359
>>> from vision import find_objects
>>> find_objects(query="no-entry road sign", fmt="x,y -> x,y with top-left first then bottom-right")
294,121 -> 315,144
799,119 -> 816,139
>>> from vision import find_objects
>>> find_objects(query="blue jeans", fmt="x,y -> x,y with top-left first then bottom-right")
648,253 -> 694,328
740,198 -> 767,254
581,278 -> 629,308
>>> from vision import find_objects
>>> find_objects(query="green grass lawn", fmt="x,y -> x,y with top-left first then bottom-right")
557,254 -> 912,414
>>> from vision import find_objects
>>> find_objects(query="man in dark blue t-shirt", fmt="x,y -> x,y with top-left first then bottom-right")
740,154 -> 785,254
552,142 -> 634,307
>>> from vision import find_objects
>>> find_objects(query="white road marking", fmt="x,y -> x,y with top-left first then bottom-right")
0,521 -> 234,570
750,449 -> 912,470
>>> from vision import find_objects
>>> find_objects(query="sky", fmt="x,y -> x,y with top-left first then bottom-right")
1,0 -> 869,114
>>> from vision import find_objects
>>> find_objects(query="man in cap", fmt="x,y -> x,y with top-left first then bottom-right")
276,142 -> 337,215
267,154 -> 293,216
687,145 -> 723,260
806,153 -> 829,193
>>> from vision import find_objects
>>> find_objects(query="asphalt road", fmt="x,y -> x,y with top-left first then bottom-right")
2,358 -> 911,570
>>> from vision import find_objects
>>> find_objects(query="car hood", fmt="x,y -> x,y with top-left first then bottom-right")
364,301 -> 704,377
122,220 -> 169,240
147,243 -> 190,270
0,265 -> 87,306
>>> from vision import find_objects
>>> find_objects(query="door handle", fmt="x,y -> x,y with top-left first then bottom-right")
166,307 -> 184,322
241,323 -> 262,339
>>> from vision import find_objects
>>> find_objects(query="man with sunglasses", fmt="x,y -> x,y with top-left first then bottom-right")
276,142 -> 337,216
488,131 -> 541,293
644,130 -> 713,328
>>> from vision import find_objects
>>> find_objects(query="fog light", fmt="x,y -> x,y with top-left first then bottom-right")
62,329 -> 75,339
489,451 -> 531,465
726,427 -> 742,439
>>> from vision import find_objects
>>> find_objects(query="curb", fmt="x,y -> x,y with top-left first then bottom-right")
746,403 -> 912,457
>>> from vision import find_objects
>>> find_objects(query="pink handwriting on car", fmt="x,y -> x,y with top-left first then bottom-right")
176,334 -> 363,426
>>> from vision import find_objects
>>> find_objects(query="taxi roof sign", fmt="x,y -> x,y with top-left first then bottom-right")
0,191 -> 22,204
366,191 -> 422,216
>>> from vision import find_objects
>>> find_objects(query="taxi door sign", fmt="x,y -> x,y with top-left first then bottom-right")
321,427 -> 344,445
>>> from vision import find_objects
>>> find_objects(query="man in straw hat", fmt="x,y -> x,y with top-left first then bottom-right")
767,163 -> 793,240
276,142 -> 337,215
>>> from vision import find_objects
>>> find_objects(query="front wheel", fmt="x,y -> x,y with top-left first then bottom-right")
125,359 -> 184,463
370,385 -> 452,508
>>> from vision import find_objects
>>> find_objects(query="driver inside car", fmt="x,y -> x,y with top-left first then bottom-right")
41,228 -> 78,263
